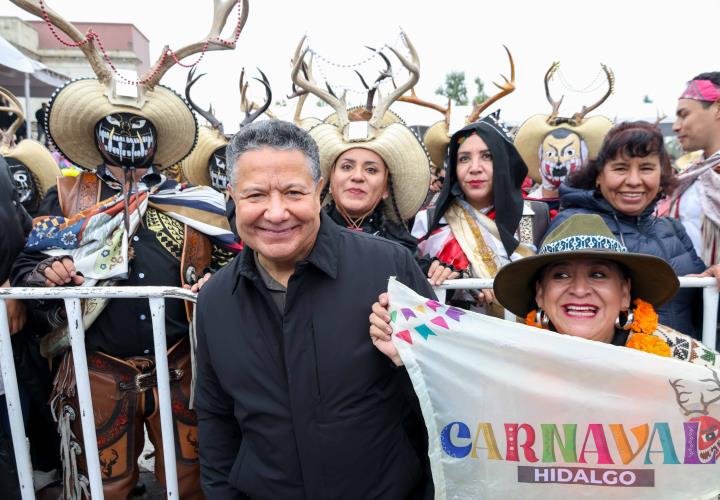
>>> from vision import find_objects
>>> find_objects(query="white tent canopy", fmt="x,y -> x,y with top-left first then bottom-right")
0,34 -> 68,137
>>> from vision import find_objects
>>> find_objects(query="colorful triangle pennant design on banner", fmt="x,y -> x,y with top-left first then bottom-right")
446,307 -> 466,322
390,310 -> 398,324
414,324 -> 437,340
396,330 -> 412,344
430,316 -> 450,329
425,299 -> 443,312
401,308 -> 417,320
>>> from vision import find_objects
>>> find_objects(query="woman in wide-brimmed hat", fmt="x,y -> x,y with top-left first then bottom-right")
370,214 -> 720,367
291,34 -> 430,252
493,214 -> 718,362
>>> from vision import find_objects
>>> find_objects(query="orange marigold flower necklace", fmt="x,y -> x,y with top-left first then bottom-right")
525,298 -> 671,357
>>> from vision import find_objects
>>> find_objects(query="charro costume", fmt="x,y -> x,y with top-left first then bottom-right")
8,0 -> 248,498
514,62 -> 614,207
291,34 -> 431,252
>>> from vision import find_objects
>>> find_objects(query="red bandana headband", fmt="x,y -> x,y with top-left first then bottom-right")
679,79 -> 720,102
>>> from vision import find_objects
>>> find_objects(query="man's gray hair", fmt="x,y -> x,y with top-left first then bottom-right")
225,120 -> 321,186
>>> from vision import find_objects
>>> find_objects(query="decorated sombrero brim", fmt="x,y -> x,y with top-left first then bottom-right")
309,121 -> 431,222
5,139 -> 61,197
514,114 -> 613,182
494,214 -> 679,317
46,78 -> 198,171
423,119 -> 451,169
179,126 -> 228,187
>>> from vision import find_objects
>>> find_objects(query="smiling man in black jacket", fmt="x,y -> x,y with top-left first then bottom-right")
195,120 -> 434,499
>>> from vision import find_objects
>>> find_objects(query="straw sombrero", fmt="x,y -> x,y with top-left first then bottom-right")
4,139 -> 61,197
179,126 -> 228,187
494,214 -> 679,317
514,62 -> 615,183
324,107 -> 403,128
514,115 -> 613,183
423,120 -> 451,170
46,78 -> 198,171
310,121 -> 430,222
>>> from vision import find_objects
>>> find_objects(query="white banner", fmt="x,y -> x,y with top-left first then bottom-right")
388,278 -> 720,499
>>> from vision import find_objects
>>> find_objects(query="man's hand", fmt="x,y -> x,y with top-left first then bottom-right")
183,272 -> 212,293
27,256 -> 84,287
369,292 -> 403,367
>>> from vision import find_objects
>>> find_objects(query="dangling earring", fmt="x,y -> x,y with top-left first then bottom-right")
615,308 -> 634,330
536,308 -> 550,328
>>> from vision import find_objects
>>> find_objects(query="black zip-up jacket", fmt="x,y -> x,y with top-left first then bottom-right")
195,212 -> 434,499
550,185 -> 706,338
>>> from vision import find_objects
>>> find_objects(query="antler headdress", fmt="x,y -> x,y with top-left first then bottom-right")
295,32 -> 430,222
11,0 -> 248,170
514,61 -> 614,184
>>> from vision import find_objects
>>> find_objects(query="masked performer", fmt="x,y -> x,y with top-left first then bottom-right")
291,35 -> 431,252
514,62 -> 614,211
0,87 -> 61,217
8,0 -> 248,498
181,67 -> 271,237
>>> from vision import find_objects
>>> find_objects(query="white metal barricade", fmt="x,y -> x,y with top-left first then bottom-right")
0,286 -> 196,500
434,276 -> 719,348
0,279 -> 718,498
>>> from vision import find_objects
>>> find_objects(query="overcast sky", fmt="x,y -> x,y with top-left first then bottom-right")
2,0 -> 718,132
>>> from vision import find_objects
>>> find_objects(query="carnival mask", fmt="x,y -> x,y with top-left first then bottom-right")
94,112 -> 157,169
208,145 -> 228,192
7,158 -> 39,213
691,415 -> 720,463
539,128 -> 588,190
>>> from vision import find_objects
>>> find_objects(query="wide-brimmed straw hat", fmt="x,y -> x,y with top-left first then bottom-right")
179,126 -> 228,186
309,120 -> 430,222
4,139 -> 61,197
423,120 -> 451,170
494,214 -> 679,316
46,78 -> 198,171
513,114 -> 613,183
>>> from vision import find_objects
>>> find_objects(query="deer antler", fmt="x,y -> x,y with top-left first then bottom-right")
670,379 -> 699,416
398,88 -> 452,128
141,0 -> 249,90
240,68 -> 272,126
369,31 -> 419,129
0,87 -> 25,150
698,369 -> 720,415
10,0 -> 112,83
287,58 -> 313,125
670,369 -> 720,417
571,64 -> 614,124
185,67 -> 223,133
466,45 -> 515,124
291,36 -> 349,127
544,62 -> 563,124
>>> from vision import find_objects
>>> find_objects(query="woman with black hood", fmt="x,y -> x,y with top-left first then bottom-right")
412,113 -> 549,315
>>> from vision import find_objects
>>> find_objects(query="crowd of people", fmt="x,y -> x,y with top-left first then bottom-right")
1,1 -> 720,498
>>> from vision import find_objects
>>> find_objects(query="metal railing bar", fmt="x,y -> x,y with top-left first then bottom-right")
64,298 -> 104,499
148,298 -> 179,498
0,299 -> 34,499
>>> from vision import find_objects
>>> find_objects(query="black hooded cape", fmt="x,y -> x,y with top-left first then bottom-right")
427,113 -> 528,257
